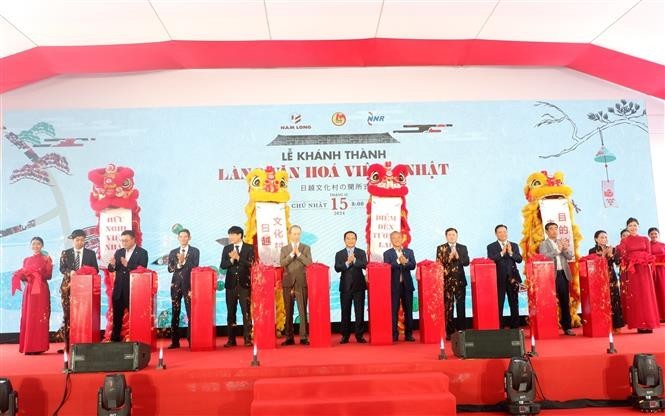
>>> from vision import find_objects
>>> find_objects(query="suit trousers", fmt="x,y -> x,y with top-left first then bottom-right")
556,270 -> 572,330
226,285 -> 252,342
497,276 -> 520,329
111,296 -> 129,342
391,281 -> 414,340
340,290 -> 365,339
170,284 -> 192,344
444,279 -> 466,335
283,285 -> 308,339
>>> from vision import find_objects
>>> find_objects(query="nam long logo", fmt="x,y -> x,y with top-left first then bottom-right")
281,114 -> 311,130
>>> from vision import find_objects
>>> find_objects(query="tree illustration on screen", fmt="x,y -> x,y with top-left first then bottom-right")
1,123 -> 72,238
535,100 -> 647,159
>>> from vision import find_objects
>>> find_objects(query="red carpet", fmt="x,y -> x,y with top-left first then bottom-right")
0,326 -> 663,415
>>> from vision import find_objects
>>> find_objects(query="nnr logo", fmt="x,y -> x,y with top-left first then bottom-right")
367,112 -> 385,126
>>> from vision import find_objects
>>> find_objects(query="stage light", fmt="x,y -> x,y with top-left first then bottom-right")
0,378 -> 18,416
503,357 -> 540,415
97,374 -> 132,416
629,354 -> 664,412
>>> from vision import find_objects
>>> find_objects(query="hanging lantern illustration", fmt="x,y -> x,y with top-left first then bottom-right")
594,129 -> 617,208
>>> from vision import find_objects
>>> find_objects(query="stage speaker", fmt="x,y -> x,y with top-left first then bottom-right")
71,342 -> 151,373
451,329 -> 525,359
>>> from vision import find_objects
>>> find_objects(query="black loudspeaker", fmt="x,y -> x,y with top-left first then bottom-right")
71,342 -> 151,373
451,329 -> 525,359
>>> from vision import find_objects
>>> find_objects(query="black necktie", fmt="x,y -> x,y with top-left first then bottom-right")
74,250 -> 81,270
235,245 -> 239,253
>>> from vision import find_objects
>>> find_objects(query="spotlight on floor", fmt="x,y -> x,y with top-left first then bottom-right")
629,354 -> 664,412
0,378 -> 18,416
503,357 -> 540,415
97,374 -> 132,416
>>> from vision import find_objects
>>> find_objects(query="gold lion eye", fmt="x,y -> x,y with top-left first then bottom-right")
370,172 -> 379,182
531,180 -> 541,187
279,179 -> 287,188
251,177 -> 261,187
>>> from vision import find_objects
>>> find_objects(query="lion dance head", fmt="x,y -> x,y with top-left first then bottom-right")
88,164 -> 142,246
366,161 -> 411,249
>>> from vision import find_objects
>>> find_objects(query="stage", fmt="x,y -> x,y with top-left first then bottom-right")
1,325 -> 664,415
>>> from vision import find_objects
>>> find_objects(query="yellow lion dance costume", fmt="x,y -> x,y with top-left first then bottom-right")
243,166 -> 290,335
520,170 -> 583,327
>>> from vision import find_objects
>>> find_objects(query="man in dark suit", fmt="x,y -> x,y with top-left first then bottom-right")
539,222 -> 575,336
334,231 -> 368,344
383,231 -> 416,342
220,226 -> 254,347
167,229 -> 200,348
280,225 -> 313,346
58,228 -> 99,352
435,227 -> 470,340
487,224 -> 522,329
107,230 -> 149,342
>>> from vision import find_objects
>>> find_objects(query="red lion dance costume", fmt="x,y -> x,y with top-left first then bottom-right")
88,164 -> 142,341
365,162 -> 411,334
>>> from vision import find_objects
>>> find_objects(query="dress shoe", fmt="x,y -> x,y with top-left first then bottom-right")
340,337 -> 349,344
356,337 -> 367,344
281,338 -> 295,346
637,328 -> 653,334
56,349 -> 65,354
405,336 -> 416,342
563,329 -> 576,336
167,343 -> 180,349
300,339 -> 310,345
224,340 -> 237,348
244,340 -> 253,347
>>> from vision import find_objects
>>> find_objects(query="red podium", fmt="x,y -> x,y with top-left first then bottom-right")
190,267 -> 217,351
129,267 -> 157,350
416,260 -> 444,344
70,266 -> 101,344
526,257 -> 558,340
251,264 -> 276,349
578,255 -> 611,337
367,262 -> 392,345
306,263 -> 331,348
470,258 -> 500,330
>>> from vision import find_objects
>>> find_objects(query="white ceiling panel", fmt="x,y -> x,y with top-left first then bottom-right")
377,0 -> 497,39
265,0 -> 383,40
479,0 -> 641,43
0,16 -> 35,58
0,0 -> 169,46
151,0 -> 270,40
593,0 -> 665,65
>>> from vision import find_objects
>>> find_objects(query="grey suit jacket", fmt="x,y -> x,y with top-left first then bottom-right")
539,238 -> 573,281
280,243 -> 313,288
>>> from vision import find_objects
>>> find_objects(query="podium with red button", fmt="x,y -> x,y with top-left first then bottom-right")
70,266 -> 101,344
578,254 -> 611,337
416,260 -> 444,344
470,258 -> 500,330
190,267 -> 217,350
129,267 -> 158,350
526,257 -> 558,340
367,262 -> 392,345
